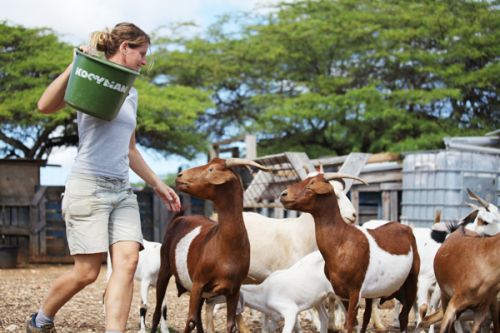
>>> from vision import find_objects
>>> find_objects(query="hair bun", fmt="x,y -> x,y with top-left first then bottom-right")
88,23 -> 150,58
90,30 -> 110,53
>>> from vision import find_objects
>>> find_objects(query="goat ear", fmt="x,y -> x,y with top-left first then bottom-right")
333,178 -> 345,192
434,210 -> 441,224
331,179 -> 346,192
476,217 -> 487,226
459,209 -> 479,227
313,182 -> 333,195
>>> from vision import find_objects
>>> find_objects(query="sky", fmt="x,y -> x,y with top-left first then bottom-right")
2,0 -> 277,185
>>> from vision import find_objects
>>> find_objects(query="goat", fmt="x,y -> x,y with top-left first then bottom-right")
238,251 -> 335,333
280,172 -> 420,333
432,189 -> 500,240
433,226 -> 500,333
370,188 -> 500,333
150,157 -> 270,333
205,178 -> 359,333
463,188 -> 500,235
106,240 -> 168,333
243,176 -> 358,283
243,184 -> 356,283
415,189 -> 500,333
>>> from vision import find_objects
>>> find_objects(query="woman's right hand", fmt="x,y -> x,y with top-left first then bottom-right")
77,45 -> 98,57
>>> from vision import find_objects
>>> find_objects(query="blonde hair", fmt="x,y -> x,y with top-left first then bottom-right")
89,22 -> 150,58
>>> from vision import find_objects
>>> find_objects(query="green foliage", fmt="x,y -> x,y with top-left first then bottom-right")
0,22 -> 212,160
149,0 -> 499,156
161,172 -> 178,187
131,172 -> 178,189
0,22 -> 76,158
2,0 -> 499,161
135,79 -> 212,158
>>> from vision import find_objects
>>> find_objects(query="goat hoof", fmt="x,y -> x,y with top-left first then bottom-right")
188,321 -> 196,329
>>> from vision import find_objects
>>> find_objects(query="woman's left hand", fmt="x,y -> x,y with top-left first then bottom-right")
154,183 -> 181,212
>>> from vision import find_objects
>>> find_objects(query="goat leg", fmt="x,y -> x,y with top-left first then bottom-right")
371,299 -> 386,331
315,302 -> 329,333
361,299 -> 372,333
281,307 -> 300,333
161,298 -> 169,333
470,301 -> 491,333
204,301 -> 216,333
139,303 -> 147,333
491,297 -> 499,333
196,298 -> 206,332
152,267 -> 171,333
345,291 -> 360,333
397,260 -> 419,333
226,292 -> 240,333
185,283 -> 204,333
236,314 -> 251,333
139,278 -> 151,333
440,297 -> 461,333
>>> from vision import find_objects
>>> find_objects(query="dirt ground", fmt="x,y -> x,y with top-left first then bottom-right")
0,265 -> 411,333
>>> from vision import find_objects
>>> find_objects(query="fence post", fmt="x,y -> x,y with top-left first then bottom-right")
30,186 -> 47,257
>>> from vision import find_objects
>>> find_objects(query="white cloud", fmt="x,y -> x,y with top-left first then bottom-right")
2,0 -> 279,44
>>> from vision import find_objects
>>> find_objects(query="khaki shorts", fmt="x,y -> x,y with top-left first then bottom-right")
62,173 -> 143,255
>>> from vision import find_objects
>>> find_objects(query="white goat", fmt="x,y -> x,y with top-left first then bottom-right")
464,188 -> 500,235
106,239 -> 168,333
238,251 -> 337,333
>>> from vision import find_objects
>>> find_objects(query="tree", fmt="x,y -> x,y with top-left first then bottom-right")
0,22 -> 212,160
134,79 -> 212,158
148,0 -> 499,157
0,22 -> 76,159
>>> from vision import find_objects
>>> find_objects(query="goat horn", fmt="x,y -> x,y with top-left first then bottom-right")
466,188 -> 489,208
225,158 -> 271,172
464,202 -> 479,210
318,162 -> 324,174
323,172 -> 369,185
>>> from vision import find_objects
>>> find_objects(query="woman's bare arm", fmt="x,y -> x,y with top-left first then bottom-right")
37,63 -> 72,114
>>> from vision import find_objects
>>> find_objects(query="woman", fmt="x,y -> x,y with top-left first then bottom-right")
27,22 -> 181,333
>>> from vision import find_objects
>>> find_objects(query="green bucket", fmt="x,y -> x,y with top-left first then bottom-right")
64,48 -> 139,121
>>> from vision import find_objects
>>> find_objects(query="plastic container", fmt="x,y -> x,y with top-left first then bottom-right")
400,150 -> 499,227
64,48 -> 139,121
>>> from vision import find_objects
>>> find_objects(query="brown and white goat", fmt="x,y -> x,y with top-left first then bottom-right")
433,226 -> 500,333
280,172 -> 420,333
151,157 -> 270,333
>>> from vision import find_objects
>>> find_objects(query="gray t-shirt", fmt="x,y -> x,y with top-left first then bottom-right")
71,87 -> 138,180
